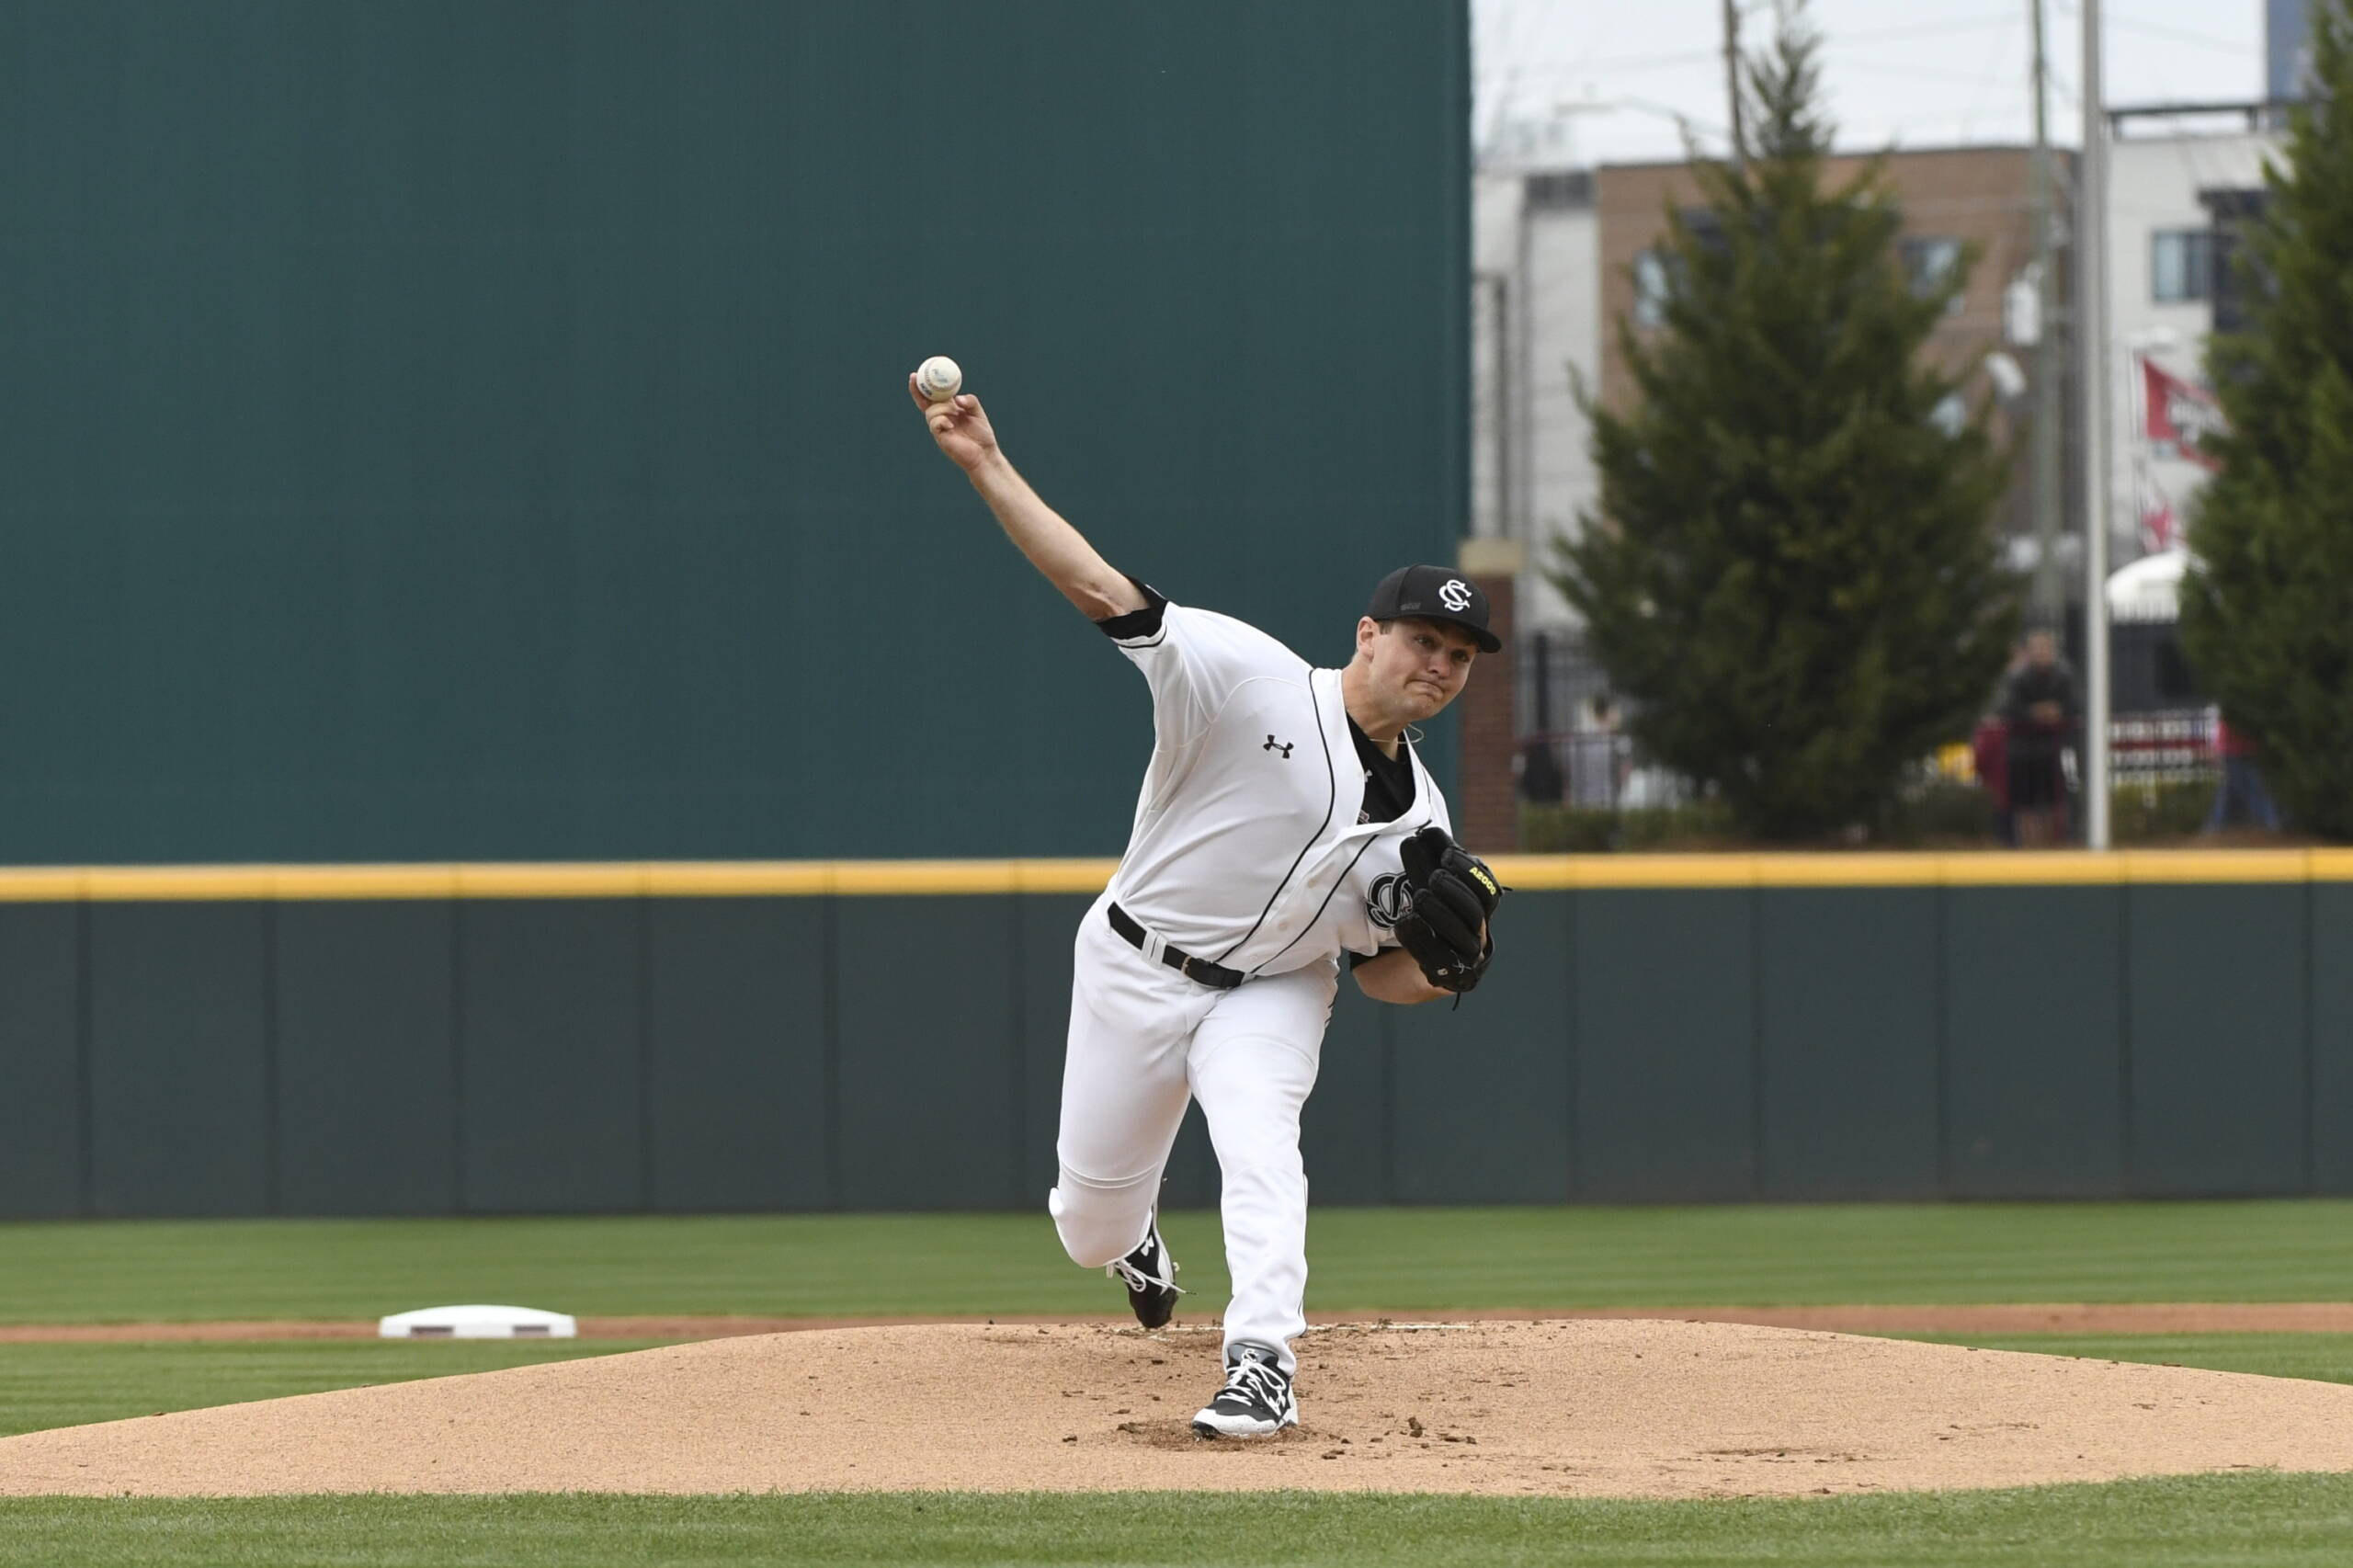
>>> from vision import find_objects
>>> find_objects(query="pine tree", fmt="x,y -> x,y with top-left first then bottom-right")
2177,0 -> 2353,841
1550,17 -> 2018,842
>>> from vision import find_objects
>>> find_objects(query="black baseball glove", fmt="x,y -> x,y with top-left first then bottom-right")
1391,825 -> 1503,994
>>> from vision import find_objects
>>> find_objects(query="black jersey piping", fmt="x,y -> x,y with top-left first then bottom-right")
1246,737 -> 1437,975
1245,830 -> 1387,976
1211,682 -> 1339,965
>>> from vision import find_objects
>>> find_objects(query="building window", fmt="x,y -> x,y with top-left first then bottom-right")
1524,170 -> 1593,210
1899,236 -> 1965,312
1633,248 -> 1672,327
2151,228 -> 2214,302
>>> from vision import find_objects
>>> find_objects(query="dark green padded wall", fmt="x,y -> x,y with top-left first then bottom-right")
0,906 -> 81,1217
1303,990 -> 1397,1207
1391,894 -> 1574,1203
458,901 -> 645,1213
2123,885 -> 2309,1196
834,899 -> 1022,1210
274,902 -> 460,1215
2315,885 -> 2353,1194
0,0 -> 1468,864
1943,887 -> 2126,1198
1018,894 -> 1087,1208
1574,891 -> 1756,1201
12,879 -> 2348,1219
1756,889 -> 1942,1200
644,899 -> 833,1212
85,904 -> 273,1217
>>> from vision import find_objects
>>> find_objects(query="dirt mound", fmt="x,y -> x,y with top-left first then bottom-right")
5,1319 -> 2350,1500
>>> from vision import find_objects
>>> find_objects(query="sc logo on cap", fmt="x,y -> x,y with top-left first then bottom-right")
1438,578 -> 1473,613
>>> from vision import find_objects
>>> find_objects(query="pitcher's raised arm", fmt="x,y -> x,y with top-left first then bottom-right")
908,370 -> 1145,622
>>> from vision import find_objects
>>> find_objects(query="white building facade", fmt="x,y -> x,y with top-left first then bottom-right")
1471,162 -> 1600,635
2100,125 -> 2283,569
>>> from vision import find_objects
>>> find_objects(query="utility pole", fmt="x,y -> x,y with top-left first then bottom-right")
2028,0 -> 2064,627
1722,0 -> 1745,161
2078,0 -> 2113,847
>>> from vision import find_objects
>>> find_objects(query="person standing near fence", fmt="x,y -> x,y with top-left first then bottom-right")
2000,631 -> 2079,847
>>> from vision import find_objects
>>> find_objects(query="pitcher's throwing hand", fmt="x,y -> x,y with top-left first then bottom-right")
908,372 -> 996,474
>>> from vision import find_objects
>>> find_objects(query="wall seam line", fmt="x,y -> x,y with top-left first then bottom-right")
2304,876 -> 2319,1195
262,902 -> 280,1217
451,900 -> 469,1215
822,896 -> 842,1210
637,898 -> 655,1212
1008,894 -> 1028,1208
75,902 -> 95,1218
1933,884 -> 1951,1198
2117,881 -> 2135,1198
1749,884 -> 1765,1201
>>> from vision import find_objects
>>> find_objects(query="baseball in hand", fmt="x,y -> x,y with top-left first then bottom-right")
915,356 -> 962,403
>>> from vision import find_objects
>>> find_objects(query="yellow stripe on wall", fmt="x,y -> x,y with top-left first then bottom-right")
0,850 -> 2341,903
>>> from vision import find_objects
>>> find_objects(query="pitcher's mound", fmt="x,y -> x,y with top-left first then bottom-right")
6,1320 -> 2351,1500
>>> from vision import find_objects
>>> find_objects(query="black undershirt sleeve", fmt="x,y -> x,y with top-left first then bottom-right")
1093,576 -> 1168,640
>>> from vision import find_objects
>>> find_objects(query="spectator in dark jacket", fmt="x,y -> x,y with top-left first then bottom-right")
2000,631 -> 2078,847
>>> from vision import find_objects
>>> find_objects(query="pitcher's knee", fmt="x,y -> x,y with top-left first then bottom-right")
1207,1148 -> 1305,1194
1048,1175 -> 1154,1269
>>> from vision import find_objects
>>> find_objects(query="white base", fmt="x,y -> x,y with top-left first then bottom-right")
377,1304 -> 577,1339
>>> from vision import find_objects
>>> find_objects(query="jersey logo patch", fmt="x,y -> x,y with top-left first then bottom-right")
1438,577 -> 1473,613
1367,871 -> 1412,928
1263,735 -> 1294,759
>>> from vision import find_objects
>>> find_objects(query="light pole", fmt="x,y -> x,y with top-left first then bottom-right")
2078,0 -> 2113,848
2027,0 -> 2065,628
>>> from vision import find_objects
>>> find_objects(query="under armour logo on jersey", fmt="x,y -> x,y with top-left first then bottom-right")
1366,871 -> 1412,928
1263,736 -> 1294,758
1438,577 -> 1473,613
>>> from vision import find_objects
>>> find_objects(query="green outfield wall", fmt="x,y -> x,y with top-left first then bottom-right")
3,851 -> 2347,1219
0,0 -> 1467,864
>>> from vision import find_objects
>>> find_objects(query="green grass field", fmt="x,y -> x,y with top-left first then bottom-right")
6,1479 -> 2353,1568
6,1199 -> 2351,1323
5,1203 -> 2352,1566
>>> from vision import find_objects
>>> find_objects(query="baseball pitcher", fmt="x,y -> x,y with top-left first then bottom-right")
912,370 -> 1502,1437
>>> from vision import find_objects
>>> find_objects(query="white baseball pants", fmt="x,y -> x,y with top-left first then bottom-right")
1048,899 -> 1336,1376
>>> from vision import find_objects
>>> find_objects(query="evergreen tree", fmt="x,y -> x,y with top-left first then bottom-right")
1550,17 -> 2018,842
2178,0 -> 2353,841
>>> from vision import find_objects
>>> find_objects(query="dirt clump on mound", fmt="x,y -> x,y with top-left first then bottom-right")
4,1319 -> 2350,1501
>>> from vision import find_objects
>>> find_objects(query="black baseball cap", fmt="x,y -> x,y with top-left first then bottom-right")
1365,564 -> 1501,653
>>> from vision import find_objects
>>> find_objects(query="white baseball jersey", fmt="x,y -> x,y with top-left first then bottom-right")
1101,597 -> 1453,976
1049,588 -> 1461,1378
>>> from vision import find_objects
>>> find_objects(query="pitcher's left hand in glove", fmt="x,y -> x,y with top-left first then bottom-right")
1392,826 -> 1503,994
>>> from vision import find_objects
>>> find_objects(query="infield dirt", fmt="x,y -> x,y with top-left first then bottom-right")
6,1319 -> 2353,1500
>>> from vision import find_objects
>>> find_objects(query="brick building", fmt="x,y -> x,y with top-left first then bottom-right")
1594,145 -> 2075,551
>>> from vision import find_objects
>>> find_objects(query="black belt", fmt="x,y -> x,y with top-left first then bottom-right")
1107,903 -> 1245,990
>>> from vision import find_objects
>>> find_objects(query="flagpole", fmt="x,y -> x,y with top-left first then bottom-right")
2080,0 -> 2113,848
2129,350 -> 2149,551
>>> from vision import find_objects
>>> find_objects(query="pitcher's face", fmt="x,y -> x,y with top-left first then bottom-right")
1355,616 -> 1477,722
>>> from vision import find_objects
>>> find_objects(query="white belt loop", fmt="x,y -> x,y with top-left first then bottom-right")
1142,927 -> 1168,965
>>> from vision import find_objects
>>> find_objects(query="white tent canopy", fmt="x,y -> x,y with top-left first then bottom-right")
2105,549 -> 2192,624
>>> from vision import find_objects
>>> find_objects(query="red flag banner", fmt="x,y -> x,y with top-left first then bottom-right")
2138,472 -> 2177,553
2142,358 -> 2227,470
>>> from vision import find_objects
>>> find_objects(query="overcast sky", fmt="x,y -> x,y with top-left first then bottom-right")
1473,0 -> 2272,165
